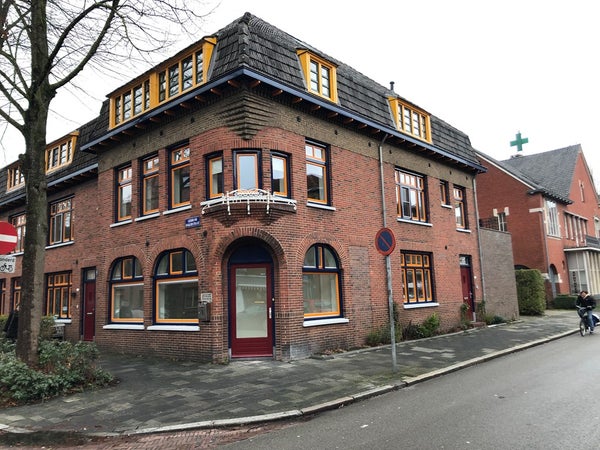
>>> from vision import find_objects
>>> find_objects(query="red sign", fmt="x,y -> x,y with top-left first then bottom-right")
0,221 -> 18,254
375,227 -> 396,256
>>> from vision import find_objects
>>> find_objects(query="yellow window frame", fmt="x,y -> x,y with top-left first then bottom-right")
108,38 -> 216,129
389,98 -> 431,143
297,50 -> 338,102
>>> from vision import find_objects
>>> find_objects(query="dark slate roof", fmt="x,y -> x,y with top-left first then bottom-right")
477,145 -> 583,204
0,121 -> 98,208
210,13 -> 482,169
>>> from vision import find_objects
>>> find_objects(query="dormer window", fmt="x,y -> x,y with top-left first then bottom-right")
109,38 -> 216,129
389,98 -> 431,143
46,133 -> 77,173
297,50 -> 338,102
7,165 -> 24,191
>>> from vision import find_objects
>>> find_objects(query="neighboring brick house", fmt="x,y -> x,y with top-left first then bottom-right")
476,145 -> 600,301
0,13 -> 489,362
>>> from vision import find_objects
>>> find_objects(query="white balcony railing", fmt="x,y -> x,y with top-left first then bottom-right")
200,188 -> 297,215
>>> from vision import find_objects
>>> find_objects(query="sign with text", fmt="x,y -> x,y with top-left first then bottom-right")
0,255 -> 16,273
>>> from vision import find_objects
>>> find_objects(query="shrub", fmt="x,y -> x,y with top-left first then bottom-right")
0,339 -> 113,407
515,269 -> 546,315
552,294 -> 577,310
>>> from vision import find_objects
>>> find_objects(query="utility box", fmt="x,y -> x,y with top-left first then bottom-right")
198,302 -> 211,322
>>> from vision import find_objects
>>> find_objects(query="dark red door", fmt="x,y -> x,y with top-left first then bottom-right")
82,268 -> 96,341
230,264 -> 273,357
460,265 -> 473,313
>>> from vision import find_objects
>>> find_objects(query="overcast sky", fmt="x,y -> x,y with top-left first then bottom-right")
2,0 -> 598,185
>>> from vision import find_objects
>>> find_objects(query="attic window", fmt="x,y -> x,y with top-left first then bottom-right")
7,165 -> 24,191
389,98 -> 431,143
297,50 -> 338,103
109,38 -> 216,129
46,133 -> 78,173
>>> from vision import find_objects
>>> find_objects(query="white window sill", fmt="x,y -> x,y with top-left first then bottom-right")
396,218 -> 433,227
103,324 -> 145,330
46,241 -> 75,250
135,213 -> 160,222
54,318 -> 72,324
163,205 -> 192,216
456,228 -> 471,233
441,204 -> 453,209
110,219 -> 132,228
147,325 -> 200,331
307,202 -> 336,211
403,302 -> 440,309
303,318 -> 349,327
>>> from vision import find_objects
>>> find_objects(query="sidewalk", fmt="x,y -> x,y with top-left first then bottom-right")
0,310 -> 578,438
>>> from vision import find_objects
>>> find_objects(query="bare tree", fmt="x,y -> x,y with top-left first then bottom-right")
0,0 -> 211,366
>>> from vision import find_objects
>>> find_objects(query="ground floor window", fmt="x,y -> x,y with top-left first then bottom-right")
401,251 -> 434,304
46,272 -> 72,318
303,243 -> 342,319
154,249 -> 198,324
110,256 -> 144,322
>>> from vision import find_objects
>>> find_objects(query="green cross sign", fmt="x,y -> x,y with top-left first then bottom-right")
510,132 -> 529,152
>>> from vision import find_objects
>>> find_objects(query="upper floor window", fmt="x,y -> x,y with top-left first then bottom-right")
545,199 -> 560,237
7,165 -> 24,190
303,244 -> 342,319
170,146 -> 191,209
271,152 -> 290,197
396,169 -> 428,223
117,165 -> 133,221
10,213 -> 25,253
49,198 -> 73,245
454,186 -> 467,229
109,38 -> 216,129
401,251 -> 434,304
440,180 -> 450,206
234,150 -> 260,191
46,272 -> 71,319
207,153 -> 224,198
497,212 -> 508,232
306,141 -> 329,205
141,155 -> 160,215
46,133 -> 77,172
297,50 -> 338,102
110,256 -> 144,323
11,278 -> 21,311
389,98 -> 431,142
154,249 -> 198,324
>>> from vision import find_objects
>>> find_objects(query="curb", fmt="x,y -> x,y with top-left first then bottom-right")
0,327 -> 579,439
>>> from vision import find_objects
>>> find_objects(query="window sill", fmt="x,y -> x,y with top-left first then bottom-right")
163,205 -> 192,216
307,202 -> 336,211
135,213 -> 160,222
396,218 -> 432,227
456,228 -> 471,234
54,318 -> 72,324
303,317 -> 349,327
147,325 -> 200,331
441,204 -> 453,209
46,241 -> 75,250
110,219 -> 132,228
103,324 -> 145,330
403,302 -> 439,309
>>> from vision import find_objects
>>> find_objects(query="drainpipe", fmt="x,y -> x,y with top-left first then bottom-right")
378,133 -> 397,372
472,178 -> 485,322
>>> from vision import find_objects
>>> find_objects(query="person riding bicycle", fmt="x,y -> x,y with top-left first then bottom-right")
576,290 -> 597,334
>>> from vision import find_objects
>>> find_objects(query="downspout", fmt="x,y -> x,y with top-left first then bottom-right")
378,133 -> 397,372
472,178 -> 485,322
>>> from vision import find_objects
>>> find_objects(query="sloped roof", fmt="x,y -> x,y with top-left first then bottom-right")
477,145 -> 584,204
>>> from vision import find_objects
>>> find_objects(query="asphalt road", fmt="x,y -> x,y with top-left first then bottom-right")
223,333 -> 600,449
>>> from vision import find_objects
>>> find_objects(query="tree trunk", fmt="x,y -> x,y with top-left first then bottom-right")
14,0 -> 53,367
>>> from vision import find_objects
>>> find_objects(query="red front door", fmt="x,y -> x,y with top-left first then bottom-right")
460,265 -> 473,315
230,264 -> 273,358
82,268 -> 96,341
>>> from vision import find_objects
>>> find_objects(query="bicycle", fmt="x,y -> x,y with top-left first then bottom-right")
577,306 -> 600,336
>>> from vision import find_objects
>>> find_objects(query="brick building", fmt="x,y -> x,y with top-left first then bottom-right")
0,13 -> 488,362
476,145 -> 600,301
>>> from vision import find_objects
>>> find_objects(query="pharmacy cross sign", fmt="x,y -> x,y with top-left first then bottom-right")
510,131 -> 529,152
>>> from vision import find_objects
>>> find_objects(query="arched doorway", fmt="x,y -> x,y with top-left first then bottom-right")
228,242 -> 274,358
